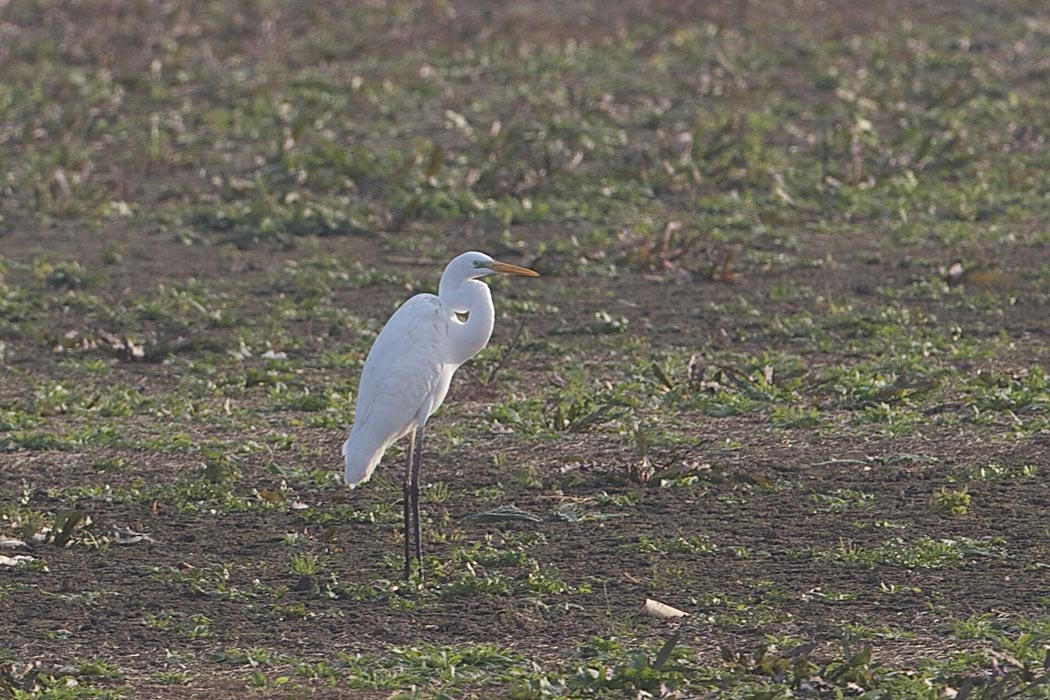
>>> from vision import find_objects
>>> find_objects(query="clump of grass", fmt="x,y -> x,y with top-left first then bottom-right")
143,612 -> 213,640
811,489 -> 875,514
289,552 -> 325,576
931,486 -> 971,515
812,536 -> 1006,569
33,258 -> 93,289
634,533 -> 718,555
950,462 -> 1039,483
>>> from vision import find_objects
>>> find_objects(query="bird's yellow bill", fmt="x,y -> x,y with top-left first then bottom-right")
489,260 -> 540,277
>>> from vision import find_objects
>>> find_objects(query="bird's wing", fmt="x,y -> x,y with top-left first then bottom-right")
351,293 -> 449,441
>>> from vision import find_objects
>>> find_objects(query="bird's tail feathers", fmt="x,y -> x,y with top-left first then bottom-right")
342,432 -> 386,488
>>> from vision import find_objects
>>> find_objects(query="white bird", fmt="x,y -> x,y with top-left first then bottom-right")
342,251 -> 539,580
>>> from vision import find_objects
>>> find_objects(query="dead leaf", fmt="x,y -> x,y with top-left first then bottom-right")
712,251 -> 735,282
642,598 -> 689,619
0,554 -> 37,567
256,489 -> 286,504
127,339 -> 145,359
111,526 -> 156,545
942,260 -> 1016,288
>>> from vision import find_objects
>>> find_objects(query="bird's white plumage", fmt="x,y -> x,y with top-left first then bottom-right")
341,251 -> 538,489
342,294 -> 454,486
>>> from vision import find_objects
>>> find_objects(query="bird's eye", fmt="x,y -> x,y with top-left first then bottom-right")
455,311 -> 470,323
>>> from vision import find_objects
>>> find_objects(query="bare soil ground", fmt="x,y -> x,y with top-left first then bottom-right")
2,1 -> 1050,698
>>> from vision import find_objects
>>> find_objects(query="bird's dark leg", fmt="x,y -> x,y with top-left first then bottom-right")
410,422 -> 425,581
403,429 -> 415,582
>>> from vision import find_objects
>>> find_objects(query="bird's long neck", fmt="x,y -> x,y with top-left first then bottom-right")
439,277 -> 495,366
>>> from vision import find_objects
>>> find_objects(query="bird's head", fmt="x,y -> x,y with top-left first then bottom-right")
445,251 -> 539,283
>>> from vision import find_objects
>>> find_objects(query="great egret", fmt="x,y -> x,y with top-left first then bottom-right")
342,251 -> 539,580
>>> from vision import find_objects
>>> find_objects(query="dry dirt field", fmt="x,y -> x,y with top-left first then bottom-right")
2,1 -> 1050,697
